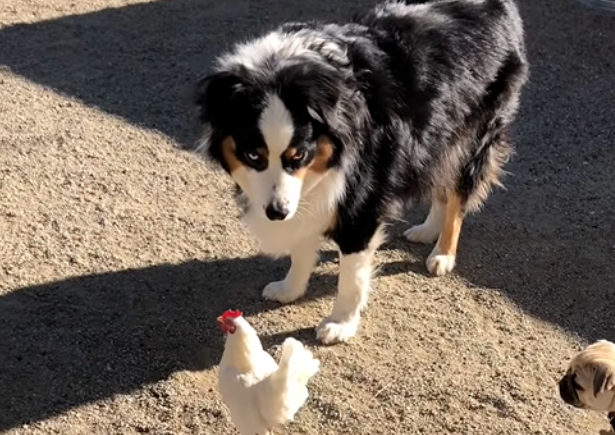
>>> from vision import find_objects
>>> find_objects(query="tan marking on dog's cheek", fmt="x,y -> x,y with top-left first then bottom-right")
220,136 -> 244,174
291,167 -> 309,181
229,167 -> 252,198
308,136 -> 335,174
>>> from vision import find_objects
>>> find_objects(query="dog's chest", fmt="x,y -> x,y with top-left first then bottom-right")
241,203 -> 333,256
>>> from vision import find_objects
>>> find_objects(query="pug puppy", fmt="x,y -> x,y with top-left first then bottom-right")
559,340 -> 615,430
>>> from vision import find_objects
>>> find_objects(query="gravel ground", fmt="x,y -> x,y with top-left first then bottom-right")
1,0 -> 615,434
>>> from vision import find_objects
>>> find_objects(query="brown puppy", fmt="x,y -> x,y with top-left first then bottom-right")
559,340 -> 615,430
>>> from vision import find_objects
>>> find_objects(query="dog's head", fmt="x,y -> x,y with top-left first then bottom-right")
559,340 -> 615,412
192,52 -> 347,221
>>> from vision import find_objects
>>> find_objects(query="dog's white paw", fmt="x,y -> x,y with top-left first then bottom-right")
403,223 -> 440,244
316,316 -> 359,344
262,280 -> 305,304
426,251 -> 456,276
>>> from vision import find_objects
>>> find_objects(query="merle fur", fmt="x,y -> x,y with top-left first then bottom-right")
193,0 -> 529,256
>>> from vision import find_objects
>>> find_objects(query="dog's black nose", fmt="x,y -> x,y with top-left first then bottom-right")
265,201 -> 289,221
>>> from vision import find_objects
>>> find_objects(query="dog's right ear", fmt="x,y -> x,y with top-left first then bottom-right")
593,363 -> 615,397
192,70 -> 247,161
193,70 -> 246,125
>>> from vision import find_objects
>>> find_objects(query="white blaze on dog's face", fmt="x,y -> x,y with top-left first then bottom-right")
219,93 -> 335,221
256,94 -> 301,221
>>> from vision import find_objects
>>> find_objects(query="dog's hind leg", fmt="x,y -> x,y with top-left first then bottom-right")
425,191 -> 464,276
423,53 -> 526,277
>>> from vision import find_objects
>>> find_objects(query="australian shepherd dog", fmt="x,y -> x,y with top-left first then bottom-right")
191,0 -> 528,344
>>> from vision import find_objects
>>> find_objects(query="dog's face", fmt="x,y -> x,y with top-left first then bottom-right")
559,340 -> 615,412
193,59 -> 344,221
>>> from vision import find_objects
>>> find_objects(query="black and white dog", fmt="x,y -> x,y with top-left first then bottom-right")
192,0 -> 528,344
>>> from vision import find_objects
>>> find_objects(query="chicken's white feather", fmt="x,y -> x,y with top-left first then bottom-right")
217,315 -> 319,435
256,337 -> 321,426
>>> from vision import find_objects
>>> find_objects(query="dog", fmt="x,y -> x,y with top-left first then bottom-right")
559,340 -> 615,431
191,0 -> 529,344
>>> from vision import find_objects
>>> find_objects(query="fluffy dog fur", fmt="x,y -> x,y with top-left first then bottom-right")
559,340 -> 615,429
191,0 -> 529,344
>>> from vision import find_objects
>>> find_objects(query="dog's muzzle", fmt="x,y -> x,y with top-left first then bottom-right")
559,375 -> 582,408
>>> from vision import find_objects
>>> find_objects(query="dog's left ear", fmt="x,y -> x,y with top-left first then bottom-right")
278,59 -> 345,126
593,364 -> 615,396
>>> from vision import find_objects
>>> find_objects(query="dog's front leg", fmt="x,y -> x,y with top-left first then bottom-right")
316,226 -> 384,344
262,237 -> 320,304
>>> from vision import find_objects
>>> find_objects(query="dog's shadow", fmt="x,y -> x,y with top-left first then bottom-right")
0,229 -> 433,431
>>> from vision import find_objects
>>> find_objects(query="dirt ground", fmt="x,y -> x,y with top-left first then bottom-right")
1,0 -> 615,434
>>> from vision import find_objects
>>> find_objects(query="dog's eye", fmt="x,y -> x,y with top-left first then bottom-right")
245,152 -> 260,162
291,151 -> 305,161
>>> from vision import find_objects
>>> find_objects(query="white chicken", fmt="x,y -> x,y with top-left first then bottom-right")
216,309 -> 320,435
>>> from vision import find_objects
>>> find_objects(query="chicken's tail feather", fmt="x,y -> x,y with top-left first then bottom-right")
256,338 -> 320,427
277,338 -> 320,383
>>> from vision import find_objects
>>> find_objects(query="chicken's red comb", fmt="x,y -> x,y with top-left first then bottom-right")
220,309 -> 243,319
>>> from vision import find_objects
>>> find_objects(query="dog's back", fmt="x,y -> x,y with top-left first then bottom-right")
348,0 -> 528,211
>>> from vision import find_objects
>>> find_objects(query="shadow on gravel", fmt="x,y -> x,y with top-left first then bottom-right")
0,256 -> 341,430
0,0 -> 370,148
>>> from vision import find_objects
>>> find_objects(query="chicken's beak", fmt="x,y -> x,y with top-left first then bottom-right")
216,316 -> 224,325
